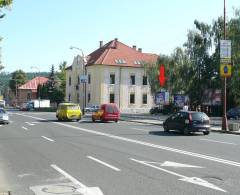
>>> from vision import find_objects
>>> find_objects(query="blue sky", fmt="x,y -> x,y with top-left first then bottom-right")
1,0 -> 239,73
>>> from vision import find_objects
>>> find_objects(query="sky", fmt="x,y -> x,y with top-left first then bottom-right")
0,0 -> 239,73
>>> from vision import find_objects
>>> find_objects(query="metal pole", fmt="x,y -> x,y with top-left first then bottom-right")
222,0 -> 228,130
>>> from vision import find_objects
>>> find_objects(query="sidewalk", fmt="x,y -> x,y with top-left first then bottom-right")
120,114 -> 240,135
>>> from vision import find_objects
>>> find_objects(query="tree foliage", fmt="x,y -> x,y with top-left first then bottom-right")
9,69 -> 27,94
146,8 -> 240,108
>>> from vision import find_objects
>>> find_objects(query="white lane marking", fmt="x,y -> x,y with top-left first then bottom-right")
87,156 -> 121,172
14,113 -> 240,167
131,128 -> 149,132
41,136 -> 55,142
51,164 -> 104,195
32,122 -> 40,124
51,164 -> 86,188
25,122 -> 35,126
22,126 -> 28,131
131,158 -> 226,192
200,138 -> 237,145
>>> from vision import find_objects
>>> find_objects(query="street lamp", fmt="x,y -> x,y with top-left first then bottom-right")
31,66 -> 41,109
70,46 -> 87,114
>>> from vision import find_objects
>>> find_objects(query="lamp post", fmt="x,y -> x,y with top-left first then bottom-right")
31,66 -> 41,109
70,46 -> 87,114
222,0 -> 228,131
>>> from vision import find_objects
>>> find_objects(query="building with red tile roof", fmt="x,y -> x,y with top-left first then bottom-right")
17,76 -> 49,105
66,39 -> 158,113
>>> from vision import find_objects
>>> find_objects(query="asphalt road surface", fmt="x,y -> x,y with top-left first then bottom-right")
0,111 -> 240,195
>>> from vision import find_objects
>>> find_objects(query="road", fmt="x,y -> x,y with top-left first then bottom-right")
0,111 -> 240,195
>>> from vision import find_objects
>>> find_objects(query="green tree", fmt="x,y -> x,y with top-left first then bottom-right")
9,70 -> 27,94
0,0 -> 13,70
0,0 -> 12,18
57,61 -> 67,97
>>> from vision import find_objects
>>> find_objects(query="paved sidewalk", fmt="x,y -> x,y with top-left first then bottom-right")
120,114 -> 240,135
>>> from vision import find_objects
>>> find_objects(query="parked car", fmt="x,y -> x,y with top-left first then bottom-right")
92,103 -> 120,122
56,103 -> 82,121
20,102 -> 28,111
163,111 -> 210,135
84,105 -> 100,113
227,107 -> 240,120
0,108 -> 9,124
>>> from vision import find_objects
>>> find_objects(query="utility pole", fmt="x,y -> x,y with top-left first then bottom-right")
222,0 -> 228,130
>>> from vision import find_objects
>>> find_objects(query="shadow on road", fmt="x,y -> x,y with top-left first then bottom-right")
149,131 -> 203,136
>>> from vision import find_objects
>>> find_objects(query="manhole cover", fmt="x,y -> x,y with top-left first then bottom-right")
42,184 -> 77,194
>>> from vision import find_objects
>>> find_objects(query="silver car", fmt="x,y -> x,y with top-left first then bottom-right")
0,108 -> 9,124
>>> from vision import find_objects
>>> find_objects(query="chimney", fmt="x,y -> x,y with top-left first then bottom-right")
133,45 -> 136,50
114,38 -> 118,41
99,41 -> 103,48
138,48 -> 142,53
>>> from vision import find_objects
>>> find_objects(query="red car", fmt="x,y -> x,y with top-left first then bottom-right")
92,103 -> 120,122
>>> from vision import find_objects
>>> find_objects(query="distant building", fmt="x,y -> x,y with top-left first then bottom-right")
66,39 -> 158,113
17,76 -> 48,105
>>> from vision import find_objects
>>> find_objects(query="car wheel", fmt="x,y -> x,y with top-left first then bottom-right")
115,120 -> 118,123
163,124 -> 169,132
203,131 -> 210,135
183,127 -> 189,135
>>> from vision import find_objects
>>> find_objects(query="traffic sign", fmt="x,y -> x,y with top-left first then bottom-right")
80,75 -> 88,83
220,64 -> 232,77
220,40 -> 231,64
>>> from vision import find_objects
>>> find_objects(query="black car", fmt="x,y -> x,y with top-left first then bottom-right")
227,107 -> 240,120
163,111 -> 210,135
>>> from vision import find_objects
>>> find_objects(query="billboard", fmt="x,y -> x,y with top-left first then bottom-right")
155,91 -> 169,105
202,89 -> 221,106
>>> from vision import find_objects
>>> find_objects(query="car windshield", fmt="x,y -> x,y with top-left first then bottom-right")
191,112 -> 208,120
66,105 -> 79,110
0,109 -> 6,114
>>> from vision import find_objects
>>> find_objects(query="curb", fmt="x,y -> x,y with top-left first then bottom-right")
211,129 -> 240,135
121,118 -> 240,135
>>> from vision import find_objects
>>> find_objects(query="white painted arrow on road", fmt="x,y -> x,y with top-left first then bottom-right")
160,161 -> 203,168
130,158 -> 226,193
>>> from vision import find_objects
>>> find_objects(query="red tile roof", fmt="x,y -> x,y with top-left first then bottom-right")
18,77 -> 49,91
86,39 -> 158,67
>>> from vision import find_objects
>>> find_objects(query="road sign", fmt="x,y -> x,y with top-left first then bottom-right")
80,75 -> 88,83
220,64 -> 232,77
220,40 -> 231,63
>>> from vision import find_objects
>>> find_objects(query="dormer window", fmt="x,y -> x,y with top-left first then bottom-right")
134,60 -> 142,65
115,59 -> 126,64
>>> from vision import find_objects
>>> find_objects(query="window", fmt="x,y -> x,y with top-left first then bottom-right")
130,75 -> 135,85
88,74 -> 91,84
142,94 -> 147,104
69,76 -> 71,86
110,74 -> 115,84
134,60 -> 142,65
68,94 -> 71,102
143,76 -> 147,85
130,93 -> 135,104
115,59 -> 126,64
27,92 -> 31,100
88,93 -> 91,103
77,76 -> 80,84
110,93 -> 115,103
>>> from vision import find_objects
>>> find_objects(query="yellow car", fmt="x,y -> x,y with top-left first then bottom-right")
56,103 -> 82,121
